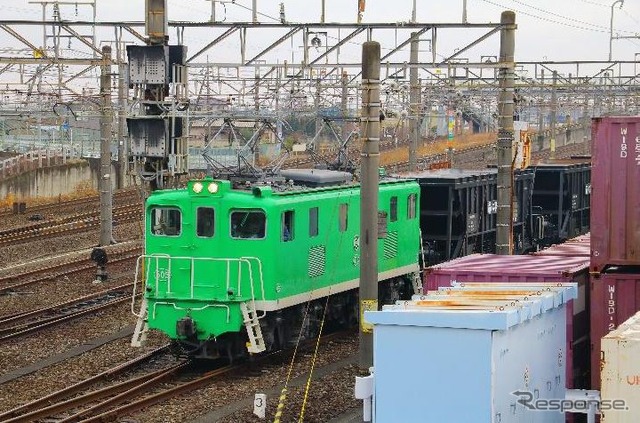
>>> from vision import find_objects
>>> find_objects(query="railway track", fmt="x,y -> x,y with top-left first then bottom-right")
0,330 -> 353,422
0,203 -> 142,247
64,362 -> 229,423
387,141 -> 495,172
292,134 -> 498,173
0,189 -> 142,219
0,345 -> 175,422
288,135 -> 413,168
0,349 -> 227,423
80,330 -> 354,422
0,283 -> 134,341
0,244 -> 141,295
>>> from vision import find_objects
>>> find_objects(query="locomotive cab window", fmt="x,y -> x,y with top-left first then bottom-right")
151,207 -> 182,236
309,207 -> 319,237
231,210 -> 266,239
339,203 -> 348,232
282,210 -> 294,242
196,207 -> 215,238
390,196 -> 398,222
407,194 -> 417,219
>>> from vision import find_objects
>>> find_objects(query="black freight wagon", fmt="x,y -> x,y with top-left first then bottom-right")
398,168 -> 535,265
531,159 -> 591,248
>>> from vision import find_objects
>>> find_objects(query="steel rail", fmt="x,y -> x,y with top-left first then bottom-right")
0,246 -> 140,295
0,345 -> 171,421
0,288 -> 136,342
0,208 -> 142,247
0,189 -> 140,218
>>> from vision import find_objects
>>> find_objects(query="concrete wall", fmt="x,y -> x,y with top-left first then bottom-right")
0,159 -> 119,200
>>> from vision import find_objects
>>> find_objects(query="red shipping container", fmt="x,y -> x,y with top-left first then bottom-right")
534,233 -> 590,257
534,241 -> 590,257
591,116 -> 640,272
566,233 -> 590,244
589,271 -> 640,390
424,253 -> 591,388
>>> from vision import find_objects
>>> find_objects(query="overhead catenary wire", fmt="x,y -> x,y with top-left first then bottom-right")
475,0 -> 635,34
621,8 -> 640,26
507,0 -> 620,32
574,0 -> 609,6
229,0 -> 281,22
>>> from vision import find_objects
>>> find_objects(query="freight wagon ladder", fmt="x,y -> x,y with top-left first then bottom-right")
131,297 -> 149,347
240,301 -> 266,353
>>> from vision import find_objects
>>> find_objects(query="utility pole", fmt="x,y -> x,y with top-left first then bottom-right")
537,68 -> 545,151
462,0 -> 468,23
99,45 -> 113,247
609,0 -> 624,61
209,0 -> 216,22
582,93 -> 590,137
408,32 -> 420,171
117,43 -> 127,189
127,0 -> 187,189
315,78 -> 322,137
550,70 -> 557,159
359,41 -> 381,370
341,70 -> 349,139
583,95 -> 590,154
254,76 -> 260,114
496,11 -> 516,256
411,0 -> 417,23
252,0 -> 258,23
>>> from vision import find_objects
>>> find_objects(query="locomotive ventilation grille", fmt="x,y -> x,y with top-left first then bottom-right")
384,231 -> 398,259
308,245 -> 326,278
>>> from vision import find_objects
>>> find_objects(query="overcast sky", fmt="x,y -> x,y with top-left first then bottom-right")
0,0 -> 638,65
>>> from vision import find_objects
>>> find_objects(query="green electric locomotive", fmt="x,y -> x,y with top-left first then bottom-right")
131,170 -> 421,359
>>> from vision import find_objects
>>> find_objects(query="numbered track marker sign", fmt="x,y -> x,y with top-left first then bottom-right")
254,393 -> 267,419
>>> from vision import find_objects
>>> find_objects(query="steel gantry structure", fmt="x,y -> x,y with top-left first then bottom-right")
0,8 -> 638,186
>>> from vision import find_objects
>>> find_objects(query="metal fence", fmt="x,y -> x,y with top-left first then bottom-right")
0,132 -> 102,158
0,149 -> 75,179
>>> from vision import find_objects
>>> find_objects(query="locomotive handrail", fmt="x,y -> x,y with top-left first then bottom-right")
132,254 -> 266,313
132,254 -> 171,317
240,256 -> 267,319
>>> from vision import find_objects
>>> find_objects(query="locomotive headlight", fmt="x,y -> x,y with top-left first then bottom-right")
192,182 -> 204,193
207,182 -> 219,194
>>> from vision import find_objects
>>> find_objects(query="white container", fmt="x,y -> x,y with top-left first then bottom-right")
601,311 -> 640,422
365,283 -> 576,423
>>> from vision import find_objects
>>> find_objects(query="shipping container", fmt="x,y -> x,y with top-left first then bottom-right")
366,283 -> 575,423
395,168 -> 534,265
589,269 -> 640,390
534,233 -> 591,257
600,311 -> 640,423
567,233 -> 591,244
590,116 -> 640,273
424,253 -> 591,388
534,242 -> 590,257
531,160 -> 591,248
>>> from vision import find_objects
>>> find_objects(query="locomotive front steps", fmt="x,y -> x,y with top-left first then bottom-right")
131,297 -> 149,347
240,301 -> 266,354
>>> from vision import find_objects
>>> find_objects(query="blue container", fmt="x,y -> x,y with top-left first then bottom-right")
365,283 -> 577,423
